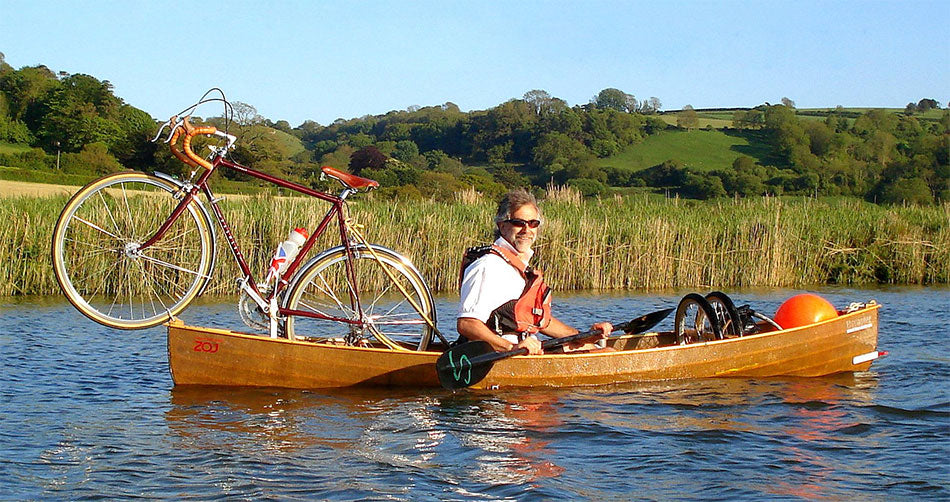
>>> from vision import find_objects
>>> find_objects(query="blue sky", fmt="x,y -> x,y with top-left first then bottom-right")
2,0 -> 947,126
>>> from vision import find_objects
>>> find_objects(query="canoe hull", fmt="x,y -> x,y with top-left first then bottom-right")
167,304 -> 880,390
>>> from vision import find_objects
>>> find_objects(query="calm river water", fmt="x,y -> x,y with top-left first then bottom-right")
1,286 -> 947,500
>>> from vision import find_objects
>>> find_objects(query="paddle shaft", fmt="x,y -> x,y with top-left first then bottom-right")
462,321 -> 629,368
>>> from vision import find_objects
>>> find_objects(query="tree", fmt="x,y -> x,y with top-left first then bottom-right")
873,176 -> 934,205
35,74 -> 126,151
524,89 -> 555,115
917,98 -> 940,112
592,88 -> 637,113
681,171 -> 726,199
803,121 -> 834,157
0,52 -> 12,75
568,178 -> 608,197
0,65 -> 59,123
677,105 -> 699,131
349,145 -> 387,174
391,140 -> 419,163
492,165 -> 529,188
232,101 -> 263,127
732,109 -> 764,129
532,132 -> 588,171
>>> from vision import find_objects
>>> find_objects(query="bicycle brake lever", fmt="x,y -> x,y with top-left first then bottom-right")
150,121 -> 170,143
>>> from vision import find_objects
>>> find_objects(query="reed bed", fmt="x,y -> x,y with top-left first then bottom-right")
1,190 -> 948,297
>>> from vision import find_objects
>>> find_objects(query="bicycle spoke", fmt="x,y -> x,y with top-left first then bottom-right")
312,271 -> 351,313
96,189 -> 123,240
133,256 -> 170,317
71,215 -> 124,242
137,253 -> 211,278
296,297 -> 356,320
121,183 -> 136,241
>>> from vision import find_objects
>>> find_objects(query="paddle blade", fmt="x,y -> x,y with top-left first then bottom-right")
436,341 -> 496,390
623,308 -> 673,334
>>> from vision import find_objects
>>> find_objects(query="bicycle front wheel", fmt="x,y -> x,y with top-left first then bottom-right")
51,172 -> 214,329
283,245 -> 436,351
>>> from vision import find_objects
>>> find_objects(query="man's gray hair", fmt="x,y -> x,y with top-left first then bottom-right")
494,189 -> 540,224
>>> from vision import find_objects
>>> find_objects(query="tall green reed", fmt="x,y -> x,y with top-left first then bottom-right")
2,190 -> 947,297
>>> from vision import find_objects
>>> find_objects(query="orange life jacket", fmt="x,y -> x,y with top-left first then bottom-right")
459,244 -> 553,336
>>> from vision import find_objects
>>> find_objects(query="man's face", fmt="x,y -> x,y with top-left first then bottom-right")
498,204 -> 541,254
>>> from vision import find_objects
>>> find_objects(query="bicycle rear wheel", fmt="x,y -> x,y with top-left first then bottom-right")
51,172 -> 214,329
283,245 -> 436,350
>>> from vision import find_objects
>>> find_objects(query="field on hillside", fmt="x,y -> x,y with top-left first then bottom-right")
0,142 -> 33,155
598,129 -> 777,172
0,166 -> 97,187
0,179 -> 78,198
658,107 -> 947,127
658,114 -> 732,129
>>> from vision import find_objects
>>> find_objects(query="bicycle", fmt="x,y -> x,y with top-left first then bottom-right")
51,90 -> 443,351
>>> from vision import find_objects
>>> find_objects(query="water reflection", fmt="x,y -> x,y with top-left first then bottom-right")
167,386 -> 339,453
166,386 -> 451,473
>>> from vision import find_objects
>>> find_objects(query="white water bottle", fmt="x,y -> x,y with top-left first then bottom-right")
265,227 -> 309,284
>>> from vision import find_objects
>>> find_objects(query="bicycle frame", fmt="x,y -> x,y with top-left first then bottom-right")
139,154 -> 367,329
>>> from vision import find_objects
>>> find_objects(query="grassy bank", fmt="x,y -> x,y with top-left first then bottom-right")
1,191 -> 947,296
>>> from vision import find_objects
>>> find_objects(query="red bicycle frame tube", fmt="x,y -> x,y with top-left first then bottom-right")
137,154 -> 366,323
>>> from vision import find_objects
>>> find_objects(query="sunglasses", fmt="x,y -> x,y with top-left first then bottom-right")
504,218 -> 542,229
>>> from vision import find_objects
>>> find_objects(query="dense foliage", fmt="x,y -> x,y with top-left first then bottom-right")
1,54 -> 947,204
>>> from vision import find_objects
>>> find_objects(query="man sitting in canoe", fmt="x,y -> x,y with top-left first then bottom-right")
456,189 -> 613,355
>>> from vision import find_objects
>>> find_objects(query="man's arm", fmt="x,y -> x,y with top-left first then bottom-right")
539,316 -> 579,338
541,316 -> 613,349
457,317 -> 542,355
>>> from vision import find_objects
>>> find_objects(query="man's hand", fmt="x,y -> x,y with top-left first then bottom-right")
565,322 -> 614,351
515,335 -> 542,355
591,322 -> 613,339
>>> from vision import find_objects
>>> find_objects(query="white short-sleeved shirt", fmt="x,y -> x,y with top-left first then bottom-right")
457,237 -> 533,324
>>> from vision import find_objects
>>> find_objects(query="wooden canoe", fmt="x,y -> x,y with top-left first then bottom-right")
166,302 -> 882,390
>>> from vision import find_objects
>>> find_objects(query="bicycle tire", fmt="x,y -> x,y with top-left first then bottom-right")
705,291 -> 743,337
51,172 -> 214,329
283,244 -> 436,350
674,293 -> 723,345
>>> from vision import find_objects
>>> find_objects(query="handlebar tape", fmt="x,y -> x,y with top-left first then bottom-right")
169,116 -> 217,170
168,127 -> 199,168
182,126 -> 217,170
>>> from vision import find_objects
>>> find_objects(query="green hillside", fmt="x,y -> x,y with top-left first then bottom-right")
597,129 -> 779,173
245,125 -> 305,158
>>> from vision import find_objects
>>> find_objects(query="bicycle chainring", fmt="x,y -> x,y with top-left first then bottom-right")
238,290 -> 269,331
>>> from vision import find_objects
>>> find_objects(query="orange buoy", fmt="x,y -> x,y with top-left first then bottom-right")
773,293 -> 838,329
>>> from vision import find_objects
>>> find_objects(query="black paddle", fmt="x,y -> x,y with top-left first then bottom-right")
436,308 -> 673,390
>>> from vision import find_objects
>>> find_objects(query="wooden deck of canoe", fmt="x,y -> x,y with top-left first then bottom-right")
166,303 -> 882,390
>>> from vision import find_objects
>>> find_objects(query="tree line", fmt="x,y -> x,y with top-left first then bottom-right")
1,54 -> 947,204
